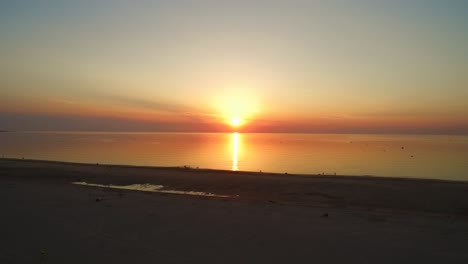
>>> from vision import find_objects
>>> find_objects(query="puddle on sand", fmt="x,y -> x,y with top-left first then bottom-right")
72,182 -> 233,198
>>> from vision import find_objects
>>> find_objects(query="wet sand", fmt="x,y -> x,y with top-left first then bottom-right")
1,158 -> 468,263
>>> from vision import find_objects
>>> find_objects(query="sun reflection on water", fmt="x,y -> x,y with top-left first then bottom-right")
3,132 -> 467,180
232,132 -> 239,171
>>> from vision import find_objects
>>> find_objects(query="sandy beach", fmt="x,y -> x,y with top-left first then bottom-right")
1,158 -> 468,263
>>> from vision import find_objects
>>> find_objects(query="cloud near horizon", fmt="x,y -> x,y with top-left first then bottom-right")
1,111 -> 467,135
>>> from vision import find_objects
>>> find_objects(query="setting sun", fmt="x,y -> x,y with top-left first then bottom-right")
213,90 -> 260,130
230,116 -> 243,127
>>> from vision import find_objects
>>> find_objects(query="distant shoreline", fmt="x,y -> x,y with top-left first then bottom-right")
1,130 -> 467,136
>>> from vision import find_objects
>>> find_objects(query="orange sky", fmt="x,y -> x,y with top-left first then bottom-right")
0,1 -> 467,134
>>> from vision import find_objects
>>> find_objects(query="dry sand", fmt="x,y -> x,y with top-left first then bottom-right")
1,158 -> 468,263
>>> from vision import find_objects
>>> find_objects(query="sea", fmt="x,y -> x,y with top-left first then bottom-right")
1,132 -> 467,181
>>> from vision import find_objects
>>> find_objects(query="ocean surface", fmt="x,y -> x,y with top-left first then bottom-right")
1,132 -> 467,181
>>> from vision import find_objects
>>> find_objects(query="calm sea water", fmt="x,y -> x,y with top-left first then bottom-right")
1,132 -> 467,181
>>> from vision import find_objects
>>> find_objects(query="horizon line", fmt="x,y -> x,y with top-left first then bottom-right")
2,130 -> 467,136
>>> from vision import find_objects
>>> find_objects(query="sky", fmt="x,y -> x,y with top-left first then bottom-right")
1,0 -> 467,133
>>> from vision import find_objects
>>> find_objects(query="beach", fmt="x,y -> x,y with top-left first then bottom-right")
1,158 -> 468,263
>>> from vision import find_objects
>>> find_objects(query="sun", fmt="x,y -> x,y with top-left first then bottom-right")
230,116 -> 243,127
212,90 -> 260,130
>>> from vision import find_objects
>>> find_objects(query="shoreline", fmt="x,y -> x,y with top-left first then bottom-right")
2,157 -> 468,217
2,157 -> 468,263
1,157 -> 464,184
